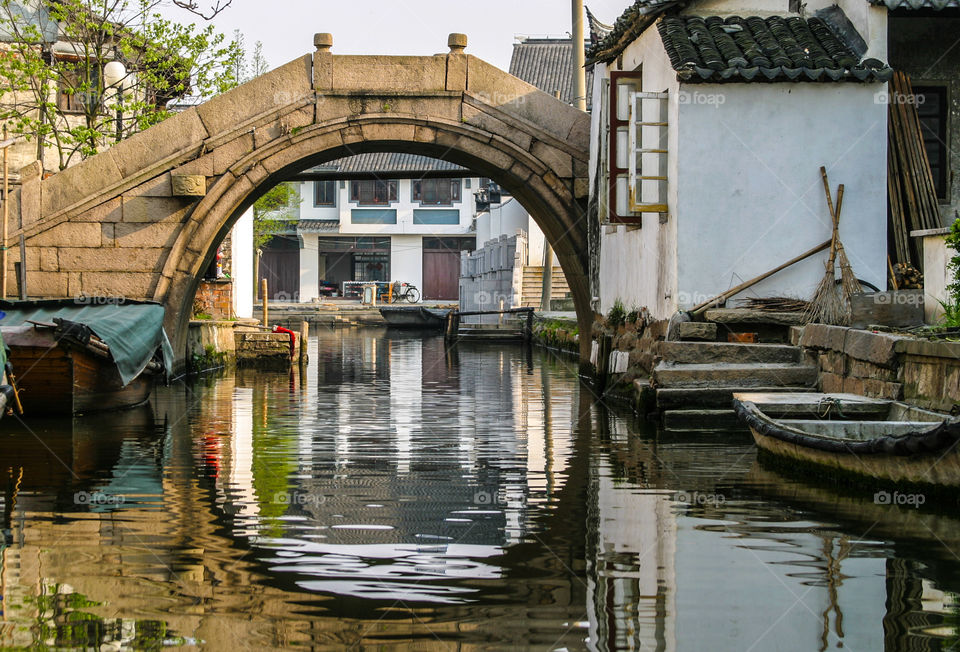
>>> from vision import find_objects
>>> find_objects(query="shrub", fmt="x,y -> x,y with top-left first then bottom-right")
607,299 -> 626,328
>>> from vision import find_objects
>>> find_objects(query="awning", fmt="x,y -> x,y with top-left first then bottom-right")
0,300 -> 173,386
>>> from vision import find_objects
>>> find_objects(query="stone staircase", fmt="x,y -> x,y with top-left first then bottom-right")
519,266 -> 571,308
653,340 -> 818,431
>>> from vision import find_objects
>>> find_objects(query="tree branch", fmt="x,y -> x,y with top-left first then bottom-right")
169,0 -> 233,20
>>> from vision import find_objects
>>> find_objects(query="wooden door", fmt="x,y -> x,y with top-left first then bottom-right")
422,250 -> 460,300
258,249 -> 300,300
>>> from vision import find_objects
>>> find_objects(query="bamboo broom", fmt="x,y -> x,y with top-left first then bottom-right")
805,168 -> 860,325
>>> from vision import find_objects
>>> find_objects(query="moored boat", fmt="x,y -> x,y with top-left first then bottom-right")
379,306 -> 450,329
0,299 -> 173,416
732,392 -> 960,488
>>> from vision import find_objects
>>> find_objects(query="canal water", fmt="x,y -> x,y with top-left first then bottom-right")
1,327 -> 959,650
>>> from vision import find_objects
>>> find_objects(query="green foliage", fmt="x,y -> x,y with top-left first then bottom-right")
0,0 -> 242,170
607,298 -> 626,328
938,298 -> 960,328
625,305 -> 641,325
190,343 -> 226,372
945,216 -> 960,303
253,182 -> 300,251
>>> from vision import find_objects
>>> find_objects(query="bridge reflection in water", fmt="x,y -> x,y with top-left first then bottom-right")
1,327 -> 958,650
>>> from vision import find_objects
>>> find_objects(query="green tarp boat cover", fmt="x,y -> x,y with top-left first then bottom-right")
0,300 -> 173,386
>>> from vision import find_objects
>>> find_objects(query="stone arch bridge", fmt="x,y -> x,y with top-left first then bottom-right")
8,34 -> 591,367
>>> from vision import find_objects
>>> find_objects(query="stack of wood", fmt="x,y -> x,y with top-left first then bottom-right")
740,297 -> 810,313
893,262 -> 923,290
887,71 -> 941,272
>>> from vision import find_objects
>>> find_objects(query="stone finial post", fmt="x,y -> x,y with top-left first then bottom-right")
448,33 -> 467,54
314,33 -> 333,53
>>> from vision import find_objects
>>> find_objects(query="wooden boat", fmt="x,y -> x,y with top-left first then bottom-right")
2,322 -> 160,416
379,306 -> 450,329
733,392 -> 960,487
0,300 -> 172,417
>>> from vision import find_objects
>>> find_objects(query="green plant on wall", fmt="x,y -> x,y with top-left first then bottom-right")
607,298 -> 626,328
940,217 -> 960,327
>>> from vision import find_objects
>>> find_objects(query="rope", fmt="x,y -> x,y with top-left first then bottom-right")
816,397 -> 846,420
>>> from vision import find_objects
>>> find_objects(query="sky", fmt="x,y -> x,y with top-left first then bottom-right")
158,0 -> 629,73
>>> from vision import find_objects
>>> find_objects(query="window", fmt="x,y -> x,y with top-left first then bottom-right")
57,66 -> 101,113
314,180 -> 336,206
351,209 -> 397,224
914,86 -> 949,200
412,178 -> 461,205
353,253 -> 389,281
350,180 -> 397,205
608,71 -> 668,223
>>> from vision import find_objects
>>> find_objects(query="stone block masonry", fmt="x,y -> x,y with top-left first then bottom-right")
800,324 -> 960,411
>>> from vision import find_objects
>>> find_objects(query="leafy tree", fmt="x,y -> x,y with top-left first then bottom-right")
0,0 -> 242,170
253,182 -> 298,252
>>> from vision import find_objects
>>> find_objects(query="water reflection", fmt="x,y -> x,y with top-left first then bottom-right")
0,327 -> 958,650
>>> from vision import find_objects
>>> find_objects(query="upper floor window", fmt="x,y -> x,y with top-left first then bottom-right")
314,180 -> 337,206
412,178 -> 461,205
607,70 -> 668,224
350,179 -> 397,205
57,66 -> 101,114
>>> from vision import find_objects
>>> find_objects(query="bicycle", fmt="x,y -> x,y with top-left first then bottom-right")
393,282 -> 421,303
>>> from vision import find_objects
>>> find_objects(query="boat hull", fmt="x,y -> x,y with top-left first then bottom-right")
734,393 -> 960,488
747,423 -> 960,487
379,307 -> 448,329
4,328 -> 153,416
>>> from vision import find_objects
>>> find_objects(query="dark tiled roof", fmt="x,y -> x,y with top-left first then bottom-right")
587,0 -> 686,63
869,0 -> 959,8
508,37 -> 593,109
303,153 -> 466,175
296,220 -> 340,233
586,6 -> 613,45
658,16 -> 893,83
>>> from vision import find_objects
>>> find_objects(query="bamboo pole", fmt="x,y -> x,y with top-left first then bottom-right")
2,125 -> 8,300
691,239 -> 832,315
261,278 -> 269,326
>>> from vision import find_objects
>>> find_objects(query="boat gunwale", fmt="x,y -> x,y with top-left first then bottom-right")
733,397 -> 960,457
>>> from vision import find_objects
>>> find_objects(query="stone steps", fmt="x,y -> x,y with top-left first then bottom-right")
656,386 -> 816,411
662,409 -> 745,431
653,362 -> 818,388
655,341 -> 801,365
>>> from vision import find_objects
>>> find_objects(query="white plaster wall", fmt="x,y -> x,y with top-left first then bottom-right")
921,231 -> 951,323
526,219 -> 560,268
675,83 -> 888,310
594,26 -> 681,317
478,197 -> 528,246
231,208 -> 254,318
475,210 -> 491,248
390,234 -> 423,290
296,179 -> 479,236
299,232 -> 319,303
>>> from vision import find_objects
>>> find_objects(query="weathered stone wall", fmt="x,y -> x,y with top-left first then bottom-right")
800,324 -> 960,411
193,279 -> 233,320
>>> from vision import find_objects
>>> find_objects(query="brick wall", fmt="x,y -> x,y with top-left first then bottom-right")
194,279 -> 234,320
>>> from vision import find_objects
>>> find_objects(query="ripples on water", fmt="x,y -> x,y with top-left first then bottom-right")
1,327 -> 959,650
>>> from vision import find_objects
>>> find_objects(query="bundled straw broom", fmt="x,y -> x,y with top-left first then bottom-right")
805,167 -> 862,325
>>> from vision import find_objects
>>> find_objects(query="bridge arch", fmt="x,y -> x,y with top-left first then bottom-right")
10,42 -> 592,367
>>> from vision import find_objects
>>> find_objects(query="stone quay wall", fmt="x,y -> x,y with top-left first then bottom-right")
799,324 -> 960,412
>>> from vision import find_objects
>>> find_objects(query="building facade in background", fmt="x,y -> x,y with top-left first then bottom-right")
257,153 -> 480,302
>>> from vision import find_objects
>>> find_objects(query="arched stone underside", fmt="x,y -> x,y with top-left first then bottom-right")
10,50 -> 591,367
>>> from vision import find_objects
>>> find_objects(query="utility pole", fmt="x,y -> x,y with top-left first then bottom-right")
572,0 -> 587,112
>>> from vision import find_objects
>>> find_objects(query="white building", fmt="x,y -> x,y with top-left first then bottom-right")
587,0 -> 894,317
257,154 -> 481,302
